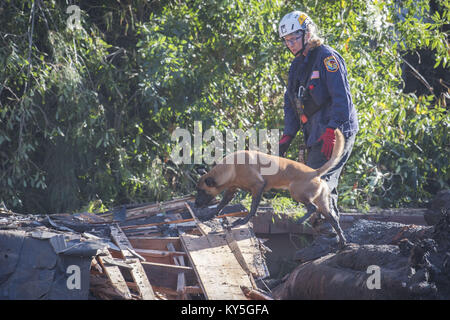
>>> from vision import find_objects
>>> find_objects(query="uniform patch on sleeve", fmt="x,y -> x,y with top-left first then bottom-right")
311,71 -> 320,79
324,56 -> 339,72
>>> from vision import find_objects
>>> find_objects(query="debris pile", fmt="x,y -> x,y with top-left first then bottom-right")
0,197 -> 270,300
1,190 -> 448,300
272,191 -> 450,300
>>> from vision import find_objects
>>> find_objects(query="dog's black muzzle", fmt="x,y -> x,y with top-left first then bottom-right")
195,189 -> 214,208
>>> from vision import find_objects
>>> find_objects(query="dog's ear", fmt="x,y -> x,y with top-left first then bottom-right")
205,177 -> 216,187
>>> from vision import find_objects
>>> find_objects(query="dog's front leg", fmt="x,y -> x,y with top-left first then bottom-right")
198,188 -> 236,222
215,188 -> 237,215
232,181 -> 266,227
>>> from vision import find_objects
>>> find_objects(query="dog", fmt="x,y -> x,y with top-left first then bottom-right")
195,128 -> 347,248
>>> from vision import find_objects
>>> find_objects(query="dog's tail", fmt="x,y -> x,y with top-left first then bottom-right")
313,128 -> 345,178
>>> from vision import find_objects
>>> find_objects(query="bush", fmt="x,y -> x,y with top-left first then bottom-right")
0,0 -> 448,214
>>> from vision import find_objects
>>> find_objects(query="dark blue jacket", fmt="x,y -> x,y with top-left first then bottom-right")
283,45 -> 359,147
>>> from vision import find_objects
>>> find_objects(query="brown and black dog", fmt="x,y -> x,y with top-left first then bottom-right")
195,129 -> 347,248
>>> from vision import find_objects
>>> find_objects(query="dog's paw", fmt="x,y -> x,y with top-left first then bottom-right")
197,209 -> 219,222
197,213 -> 212,222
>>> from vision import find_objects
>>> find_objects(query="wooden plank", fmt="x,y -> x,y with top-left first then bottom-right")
121,211 -> 248,230
133,247 -> 186,265
224,227 -> 257,289
100,256 -> 133,269
152,285 -> 179,297
167,243 -> 180,265
91,256 -> 103,273
125,206 -> 187,222
134,248 -> 187,258
121,217 -> 195,230
97,254 -> 132,299
168,242 -> 187,300
180,233 -> 254,300
141,261 -> 197,291
141,261 -> 194,274
125,212 -> 197,229
126,196 -> 195,218
128,237 -> 182,251
123,230 -> 162,238
229,223 -> 270,279
90,274 -> 131,300
184,285 -> 204,295
137,254 -> 172,265
110,225 -> 156,300
151,285 -> 205,298
98,196 -> 196,219
218,212 -> 248,219
185,202 -> 211,235
127,260 -> 155,300
110,225 -> 135,254
184,201 -> 249,236
177,271 -> 187,299
100,196 -> 219,218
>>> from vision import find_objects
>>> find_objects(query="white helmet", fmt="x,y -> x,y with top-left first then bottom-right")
278,11 -> 313,38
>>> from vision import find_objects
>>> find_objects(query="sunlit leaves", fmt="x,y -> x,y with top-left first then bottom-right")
0,0 -> 448,213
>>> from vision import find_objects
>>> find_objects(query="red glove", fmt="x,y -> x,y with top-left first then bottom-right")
279,134 -> 293,157
317,128 -> 336,160
279,134 -> 293,145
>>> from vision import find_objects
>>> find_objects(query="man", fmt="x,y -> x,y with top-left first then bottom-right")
278,11 -> 359,236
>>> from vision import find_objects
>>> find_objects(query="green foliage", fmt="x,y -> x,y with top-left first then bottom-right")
236,193 -> 306,219
0,0 -> 448,214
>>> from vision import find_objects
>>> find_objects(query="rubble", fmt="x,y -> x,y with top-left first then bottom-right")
272,191 -> 450,300
424,189 -> 450,226
0,222 -> 107,299
0,196 -> 270,300
1,191 -> 448,300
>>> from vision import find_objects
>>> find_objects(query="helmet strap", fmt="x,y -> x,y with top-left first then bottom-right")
287,30 -> 306,57
295,30 -> 306,56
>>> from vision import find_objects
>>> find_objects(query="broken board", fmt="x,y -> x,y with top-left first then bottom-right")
97,253 -> 132,299
229,224 -> 270,279
180,233 -> 254,300
110,225 -> 156,300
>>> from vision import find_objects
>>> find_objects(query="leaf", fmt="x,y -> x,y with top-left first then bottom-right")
96,138 -> 103,148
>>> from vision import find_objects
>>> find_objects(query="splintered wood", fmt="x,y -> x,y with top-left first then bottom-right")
179,203 -> 270,299
228,224 -> 270,279
97,252 -> 132,299
109,225 -> 156,300
181,232 -> 254,300
90,198 -> 269,300
177,217 -> 270,300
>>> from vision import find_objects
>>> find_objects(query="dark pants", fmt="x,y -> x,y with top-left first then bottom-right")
306,133 -> 356,225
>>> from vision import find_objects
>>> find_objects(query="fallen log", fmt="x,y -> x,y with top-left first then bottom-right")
273,208 -> 450,300
273,243 -> 436,299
